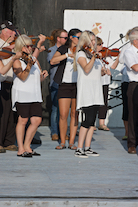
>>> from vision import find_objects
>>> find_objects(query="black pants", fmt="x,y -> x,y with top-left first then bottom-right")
121,82 -> 129,121
98,85 -> 108,119
0,82 -> 16,147
127,82 -> 138,148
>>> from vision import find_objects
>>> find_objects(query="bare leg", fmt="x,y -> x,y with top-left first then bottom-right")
24,116 -> 42,152
58,98 -> 71,145
99,119 -> 109,130
85,126 -> 94,147
69,98 -> 78,145
16,116 -> 28,155
77,126 -> 88,148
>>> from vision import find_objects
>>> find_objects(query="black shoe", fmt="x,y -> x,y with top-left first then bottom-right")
31,138 -> 42,144
84,148 -> 100,156
17,152 -> 32,157
74,149 -> 88,158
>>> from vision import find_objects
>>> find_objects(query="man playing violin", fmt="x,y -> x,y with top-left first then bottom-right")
124,28 -> 138,154
47,29 -> 68,141
0,20 -> 20,153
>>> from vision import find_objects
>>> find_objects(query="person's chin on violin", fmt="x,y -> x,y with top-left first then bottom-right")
12,34 -> 48,157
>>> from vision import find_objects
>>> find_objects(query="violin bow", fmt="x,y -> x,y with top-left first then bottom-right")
0,36 -> 12,50
105,31 -> 111,59
108,33 -> 125,48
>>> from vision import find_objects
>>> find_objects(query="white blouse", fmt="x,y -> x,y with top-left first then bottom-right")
76,51 -> 104,110
12,59 -> 42,111
62,48 -> 78,83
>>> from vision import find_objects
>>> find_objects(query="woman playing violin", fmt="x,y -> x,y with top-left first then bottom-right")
12,34 -> 48,157
96,37 -> 119,131
74,30 -> 104,158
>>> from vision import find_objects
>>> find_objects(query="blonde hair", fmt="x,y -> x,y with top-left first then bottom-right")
73,30 -> 96,71
97,36 -> 103,45
14,34 -> 32,52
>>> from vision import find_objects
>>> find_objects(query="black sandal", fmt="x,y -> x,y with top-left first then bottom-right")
17,152 -> 32,157
31,150 -> 41,156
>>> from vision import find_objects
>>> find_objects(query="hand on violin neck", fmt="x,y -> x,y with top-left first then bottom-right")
38,34 -> 46,45
12,51 -> 22,61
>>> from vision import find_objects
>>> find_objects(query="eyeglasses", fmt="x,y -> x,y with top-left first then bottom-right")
97,42 -> 104,46
25,45 -> 33,48
72,35 -> 80,39
59,37 -> 68,40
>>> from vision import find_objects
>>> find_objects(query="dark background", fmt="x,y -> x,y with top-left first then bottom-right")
0,0 -> 138,125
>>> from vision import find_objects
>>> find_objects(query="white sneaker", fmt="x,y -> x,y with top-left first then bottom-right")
84,148 -> 100,156
74,149 -> 88,158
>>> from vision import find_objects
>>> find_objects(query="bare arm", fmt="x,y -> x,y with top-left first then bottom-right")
13,58 -> 34,81
50,51 -> 74,65
33,34 -> 46,58
131,64 -> 138,72
111,55 -> 120,69
0,52 -> 22,75
36,60 -> 49,82
77,55 -> 96,74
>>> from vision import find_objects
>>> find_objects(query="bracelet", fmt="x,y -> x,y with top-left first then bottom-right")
65,53 -> 68,58
36,47 -> 40,51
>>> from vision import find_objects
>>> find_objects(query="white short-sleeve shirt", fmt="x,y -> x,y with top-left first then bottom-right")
12,59 -> 43,111
124,45 -> 138,82
76,51 -> 104,110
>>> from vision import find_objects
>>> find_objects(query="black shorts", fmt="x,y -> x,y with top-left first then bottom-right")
81,105 -> 100,128
58,83 -> 77,99
16,102 -> 42,118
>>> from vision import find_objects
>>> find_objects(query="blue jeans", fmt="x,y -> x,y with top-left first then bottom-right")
50,83 -> 59,136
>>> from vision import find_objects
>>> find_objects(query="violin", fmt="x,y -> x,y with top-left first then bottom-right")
82,45 -> 109,65
0,47 -> 16,59
10,35 -> 54,46
100,47 -> 120,58
28,35 -> 54,45
0,47 -> 34,64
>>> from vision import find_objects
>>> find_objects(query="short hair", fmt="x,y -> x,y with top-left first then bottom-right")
129,30 -> 138,44
125,27 -> 138,41
14,34 -> 32,52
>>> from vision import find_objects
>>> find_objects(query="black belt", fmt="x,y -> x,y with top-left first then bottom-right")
3,81 -> 12,84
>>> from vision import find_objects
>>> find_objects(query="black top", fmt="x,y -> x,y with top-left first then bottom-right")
53,45 -> 68,85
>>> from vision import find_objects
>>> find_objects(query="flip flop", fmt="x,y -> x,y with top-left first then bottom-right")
55,143 -> 66,150
98,125 -> 110,131
32,150 -> 41,156
17,152 -> 32,157
68,144 -> 77,150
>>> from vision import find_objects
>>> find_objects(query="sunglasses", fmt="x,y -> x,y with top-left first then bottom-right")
72,35 -> 80,39
97,42 -> 104,46
59,37 -> 68,40
26,45 -> 33,48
